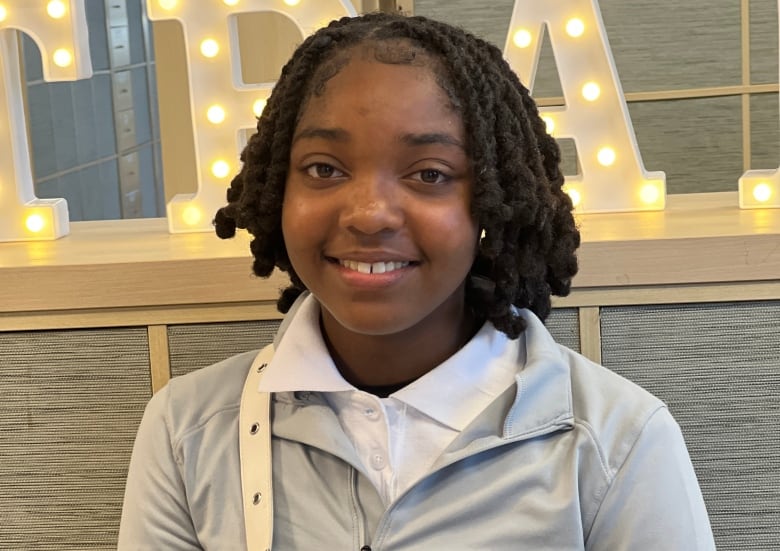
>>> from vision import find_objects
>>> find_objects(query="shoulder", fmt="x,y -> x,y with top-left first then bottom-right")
561,345 -> 664,416
558,345 -> 673,472
519,309 -> 667,443
161,349 -> 260,444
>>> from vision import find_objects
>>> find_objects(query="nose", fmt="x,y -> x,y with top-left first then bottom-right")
339,173 -> 403,236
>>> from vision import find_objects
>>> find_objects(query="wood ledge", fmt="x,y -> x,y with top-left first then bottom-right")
2,192 -> 778,314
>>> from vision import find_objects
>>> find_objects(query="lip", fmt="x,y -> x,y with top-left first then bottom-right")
325,250 -> 418,264
326,255 -> 416,289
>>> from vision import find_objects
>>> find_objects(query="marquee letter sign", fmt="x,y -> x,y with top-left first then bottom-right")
503,0 -> 666,213
738,0 -> 780,209
146,0 -> 357,233
0,1 -> 91,242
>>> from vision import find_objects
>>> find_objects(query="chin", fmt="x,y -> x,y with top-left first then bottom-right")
323,305 -> 421,338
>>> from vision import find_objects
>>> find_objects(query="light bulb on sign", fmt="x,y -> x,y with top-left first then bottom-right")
284,0 -> 301,6
158,0 -> 177,10
739,171 -> 779,209
566,187 -> 581,208
542,116 -> 555,134
200,38 -> 219,58
0,6 -> 7,22
565,18 -> 585,38
639,183 -> 661,205
182,206 -> 203,226
47,0 -> 66,19
253,98 -> 267,118
223,0 -> 239,5
581,81 -> 600,101
52,48 -> 72,67
597,146 -> 616,167
753,183 -> 772,202
207,104 -> 226,124
25,214 -> 45,233
513,29 -> 532,49
211,160 -> 230,178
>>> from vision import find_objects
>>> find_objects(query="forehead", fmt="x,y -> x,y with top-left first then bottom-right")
294,56 -> 462,136
300,40 -> 459,108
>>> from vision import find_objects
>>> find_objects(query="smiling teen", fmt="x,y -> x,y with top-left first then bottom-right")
119,13 -> 715,550
283,54 -> 478,387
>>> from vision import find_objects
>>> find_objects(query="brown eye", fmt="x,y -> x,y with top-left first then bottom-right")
418,169 -> 446,184
306,163 -> 342,179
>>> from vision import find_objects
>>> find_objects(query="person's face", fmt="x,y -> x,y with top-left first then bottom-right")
282,54 -> 478,339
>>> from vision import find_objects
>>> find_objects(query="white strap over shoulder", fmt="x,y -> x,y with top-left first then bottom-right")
239,344 -> 275,550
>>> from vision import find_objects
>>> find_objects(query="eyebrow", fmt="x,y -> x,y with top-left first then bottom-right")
292,127 -> 350,144
400,132 -> 465,149
292,127 -> 464,150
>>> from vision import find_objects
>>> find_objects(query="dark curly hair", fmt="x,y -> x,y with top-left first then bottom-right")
214,12 -> 579,339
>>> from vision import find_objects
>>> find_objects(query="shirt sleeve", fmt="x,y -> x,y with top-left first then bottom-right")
118,384 -> 203,550
585,407 -> 716,550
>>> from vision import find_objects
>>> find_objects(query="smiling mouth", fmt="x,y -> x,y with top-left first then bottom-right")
337,259 -> 412,274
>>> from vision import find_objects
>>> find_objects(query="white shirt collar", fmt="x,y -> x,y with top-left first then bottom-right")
392,322 -> 521,430
259,294 -> 523,431
259,294 -> 353,393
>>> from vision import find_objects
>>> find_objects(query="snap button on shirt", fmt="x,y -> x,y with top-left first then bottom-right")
370,450 -> 386,470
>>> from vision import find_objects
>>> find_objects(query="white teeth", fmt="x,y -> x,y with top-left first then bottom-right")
339,260 -> 410,274
357,262 -> 371,274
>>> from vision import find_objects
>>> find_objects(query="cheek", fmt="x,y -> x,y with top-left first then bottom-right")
280,192 -> 310,266
417,206 -> 478,262
280,201 -> 294,250
280,185 -> 332,263
281,187 -> 310,244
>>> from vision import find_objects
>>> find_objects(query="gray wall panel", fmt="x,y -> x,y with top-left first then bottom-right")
629,96 -> 743,194
414,0 -> 514,48
418,0 -> 743,92
751,93 -> 780,170
600,301 -> 780,550
0,328 -> 151,550
532,35 -> 563,98
168,320 -> 281,378
545,307 -> 580,352
750,0 -> 779,85
599,0 -> 741,92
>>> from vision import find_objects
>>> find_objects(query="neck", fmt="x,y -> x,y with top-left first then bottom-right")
320,301 -> 479,388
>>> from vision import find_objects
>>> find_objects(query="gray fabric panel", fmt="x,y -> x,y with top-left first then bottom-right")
545,308 -> 580,353
750,0 -> 779,85
168,320 -> 281,378
414,0 -> 515,49
417,0 -> 743,92
751,93 -> 780,170
0,328 -> 151,550
600,302 -> 780,550
628,96 -> 743,194
557,137 -> 579,178
599,0 -> 742,92
533,33 -> 562,98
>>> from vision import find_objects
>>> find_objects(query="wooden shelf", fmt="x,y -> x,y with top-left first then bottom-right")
1,192 -> 779,316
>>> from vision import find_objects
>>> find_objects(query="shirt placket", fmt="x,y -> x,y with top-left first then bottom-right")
349,393 -> 393,503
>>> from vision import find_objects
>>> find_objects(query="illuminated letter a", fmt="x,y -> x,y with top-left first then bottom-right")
504,0 -> 666,212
